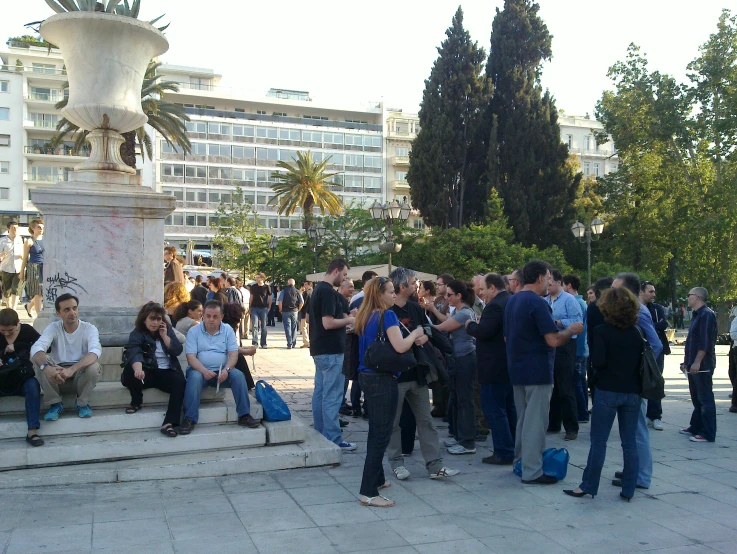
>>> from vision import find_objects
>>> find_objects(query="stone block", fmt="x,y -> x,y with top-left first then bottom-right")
263,415 -> 307,445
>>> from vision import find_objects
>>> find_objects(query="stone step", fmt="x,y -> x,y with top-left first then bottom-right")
0,423 -> 267,470
0,421 -> 340,488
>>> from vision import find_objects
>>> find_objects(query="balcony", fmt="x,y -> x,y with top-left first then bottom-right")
387,129 -> 418,141
392,155 -> 410,166
24,172 -> 68,183
24,145 -> 89,159
568,147 -> 614,157
392,179 -> 410,190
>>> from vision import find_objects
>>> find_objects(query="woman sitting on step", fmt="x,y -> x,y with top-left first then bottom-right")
121,302 -> 185,437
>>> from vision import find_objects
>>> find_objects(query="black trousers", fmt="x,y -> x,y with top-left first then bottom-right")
729,347 -> 737,408
121,365 -> 186,426
548,341 -> 579,433
399,398 -> 416,454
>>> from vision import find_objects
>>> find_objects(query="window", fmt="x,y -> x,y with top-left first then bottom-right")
345,153 -> 363,167
233,124 -> 255,138
611,163 -> 618,172
233,168 -> 256,184
279,149 -> 298,162
161,141 -> 183,154
364,136 -> 382,149
395,171 -> 407,181
232,145 -> 255,159
280,218 -> 290,229
279,128 -> 300,142
302,131 -> 322,144
256,110 -> 266,115
162,186 -> 184,201
395,147 -> 409,157
344,175 -> 362,191
584,135 -> 591,151
345,134 -> 363,147
190,142 -> 207,156
593,162 -> 600,176
257,170 -> 275,185
302,115 -> 328,121
364,176 -> 382,192
208,123 -> 230,136
413,219 -> 425,230
0,81 -> 8,93
0,162 -> 9,174
364,155 -> 381,169
0,188 -> 9,200
185,121 -> 207,134
273,112 -> 287,117
0,135 -> 9,147
162,163 -> 184,177
185,188 -> 207,202
256,127 -> 278,140
167,212 -> 184,226
565,135 -> 572,148
324,132 -> 344,146
185,166 -> 207,179
209,190 -> 232,204
326,152 -> 343,166
583,161 -> 591,176
30,113 -> 58,127
189,77 -> 211,91
256,147 -> 279,161
208,143 -> 231,158
244,191 -> 255,204
32,63 -> 56,74
208,167 -> 232,180
0,108 -> 8,121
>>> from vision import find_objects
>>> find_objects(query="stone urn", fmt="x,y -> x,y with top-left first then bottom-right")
40,12 -> 168,175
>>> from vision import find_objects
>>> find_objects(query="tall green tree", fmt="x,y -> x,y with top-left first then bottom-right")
483,0 -> 579,248
407,6 -> 491,229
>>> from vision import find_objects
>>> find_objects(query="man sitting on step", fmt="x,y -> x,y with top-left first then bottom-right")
180,300 -> 260,435
31,293 -> 102,420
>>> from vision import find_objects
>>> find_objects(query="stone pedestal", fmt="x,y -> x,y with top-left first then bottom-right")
30,173 -> 175,358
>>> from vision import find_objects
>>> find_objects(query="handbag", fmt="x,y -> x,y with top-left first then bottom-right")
0,353 -> 36,396
255,379 -> 291,422
514,448 -> 570,480
363,311 -> 417,374
635,326 -> 665,400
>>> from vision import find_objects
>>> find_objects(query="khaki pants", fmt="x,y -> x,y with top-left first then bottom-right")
299,317 -> 310,346
513,384 -> 553,481
34,356 -> 101,407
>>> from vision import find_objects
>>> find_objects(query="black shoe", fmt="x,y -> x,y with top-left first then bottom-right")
563,489 -> 594,498
475,434 -> 488,442
482,454 -> 513,465
238,414 -> 261,428
564,431 -> 578,441
730,406 -> 737,413
430,408 -> 446,418
362,413 -> 369,420
339,419 -> 349,428
339,406 -> 353,416
351,410 -> 363,418
522,474 -> 558,485
612,479 -> 648,489
180,419 -> 195,435
476,428 -> 491,436
547,428 -> 561,434
620,492 -> 632,502
614,471 -> 623,479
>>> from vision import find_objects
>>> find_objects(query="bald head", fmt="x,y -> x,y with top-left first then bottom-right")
339,279 -> 354,299
287,278 -> 295,286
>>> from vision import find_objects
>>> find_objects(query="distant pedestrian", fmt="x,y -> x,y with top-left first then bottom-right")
21,219 -> 44,318
278,278 -> 304,349
164,246 -> 184,286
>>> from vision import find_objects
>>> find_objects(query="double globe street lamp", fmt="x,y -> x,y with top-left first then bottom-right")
571,217 -> 605,287
369,199 -> 412,272
307,224 -> 325,273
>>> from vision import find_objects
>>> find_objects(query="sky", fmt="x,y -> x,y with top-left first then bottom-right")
1,1 -> 728,116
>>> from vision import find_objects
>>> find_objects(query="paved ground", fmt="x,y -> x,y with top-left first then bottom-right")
2,324 -> 737,554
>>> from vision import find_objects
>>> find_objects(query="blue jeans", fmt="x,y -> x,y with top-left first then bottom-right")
480,382 -> 516,461
183,368 -> 251,423
687,370 -> 716,441
636,398 -> 652,487
574,356 -> 589,421
11,377 -> 41,430
580,389 -> 640,498
358,372 -> 397,497
312,354 -> 345,444
282,311 -> 298,347
448,352 -> 476,449
250,307 -> 268,347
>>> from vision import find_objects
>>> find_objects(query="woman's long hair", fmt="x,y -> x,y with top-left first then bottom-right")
134,302 -> 168,335
164,282 -> 189,309
598,287 -> 640,329
354,277 -> 391,336
173,299 -> 202,323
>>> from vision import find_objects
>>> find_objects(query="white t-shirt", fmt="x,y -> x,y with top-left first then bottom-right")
0,235 -> 24,273
30,320 -> 103,364
154,341 -> 171,369
239,287 -> 250,309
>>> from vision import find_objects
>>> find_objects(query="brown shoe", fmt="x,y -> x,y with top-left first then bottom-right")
564,431 -> 578,441
180,419 -> 195,435
238,414 -> 261,428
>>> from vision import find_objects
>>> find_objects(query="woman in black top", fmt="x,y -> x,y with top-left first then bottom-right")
565,287 -> 643,501
0,309 -> 43,445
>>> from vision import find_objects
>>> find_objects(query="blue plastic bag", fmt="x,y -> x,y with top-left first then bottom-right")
255,380 -> 291,422
513,448 -> 569,480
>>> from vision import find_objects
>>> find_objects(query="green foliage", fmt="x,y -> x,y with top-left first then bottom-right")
408,6 -> 492,229
318,206 -> 384,265
483,0 -> 580,248
210,185 -> 260,273
7,35 -> 56,48
43,0 -> 169,31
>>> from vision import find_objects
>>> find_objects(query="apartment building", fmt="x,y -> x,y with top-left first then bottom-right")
559,114 -> 619,177
384,108 -> 424,230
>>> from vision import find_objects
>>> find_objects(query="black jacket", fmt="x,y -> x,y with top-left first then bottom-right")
124,326 -> 183,373
646,302 -> 671,356
467,291 -> 509,384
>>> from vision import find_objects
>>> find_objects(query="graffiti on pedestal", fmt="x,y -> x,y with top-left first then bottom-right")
45,272 -> 88,304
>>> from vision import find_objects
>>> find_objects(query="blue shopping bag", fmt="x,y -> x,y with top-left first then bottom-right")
513,448 -> 569,480
255,380 -> 291,422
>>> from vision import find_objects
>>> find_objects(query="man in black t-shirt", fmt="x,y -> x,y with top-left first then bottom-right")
309,259 -> 356,450
249,273 -> 271,348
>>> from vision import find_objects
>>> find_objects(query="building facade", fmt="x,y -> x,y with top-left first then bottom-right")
558,114 -> 619,177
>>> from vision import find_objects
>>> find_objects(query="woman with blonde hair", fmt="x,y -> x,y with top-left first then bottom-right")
354,276 -> 424,508
163,282 -> 189,325
20,219 -> 44,318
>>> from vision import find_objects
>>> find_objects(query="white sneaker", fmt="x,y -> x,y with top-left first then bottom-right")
429,467 -> 460,479
393,466 -> 411,480
447,444 -> 476,455
652,419 -> 663,431
443,438 -> 458,447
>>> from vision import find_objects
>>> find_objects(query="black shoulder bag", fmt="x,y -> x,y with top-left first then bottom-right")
363,311 -> 417,374
0,351 -> 36,396
635,326 -> 665,400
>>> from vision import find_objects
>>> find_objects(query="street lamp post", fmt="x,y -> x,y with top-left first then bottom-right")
268,235 -> 278,284
369,199 -> 411,272
570,217 -> 605,287
307,224 -> 325,273
239,243 -> 250,282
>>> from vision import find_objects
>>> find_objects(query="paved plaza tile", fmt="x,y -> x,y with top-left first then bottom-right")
2,326 -> 737,553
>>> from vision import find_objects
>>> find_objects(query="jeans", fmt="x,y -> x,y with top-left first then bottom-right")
635,398 -> 653,487
183,368 -> 251,423
549,341 -> 578,433
358,372 -> 397,497
250,307 -> 268,347
687,370 -> 716,441
448,352 -> 476,449
574,356 -> 589,421
9,377 -> 41,430
646,352 -> 665,421
312,354 -> 345,444
480,382 -> 516,461
580,389 -> 640,498
350,378 -> 364,415
282,311 -> 299,347
121,365 -> 186,426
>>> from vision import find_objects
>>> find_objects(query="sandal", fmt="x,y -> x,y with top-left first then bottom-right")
378,481 -> 391,490
25,434 -> 44,447
125,405 -> 142,414
160,424 -> 178,438
25,304 -> 33,318
359,495 -> 395,508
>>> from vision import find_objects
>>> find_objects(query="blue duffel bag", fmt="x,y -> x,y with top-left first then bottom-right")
513,447 -> 569,480
255,380 -> 291,422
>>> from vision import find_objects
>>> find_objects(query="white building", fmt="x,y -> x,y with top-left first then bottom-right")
558,114 -> 619,177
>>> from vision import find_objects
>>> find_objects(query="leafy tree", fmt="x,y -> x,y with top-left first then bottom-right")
270,151 -> 343,231
483,0 -> 580,248
210,186 -> 260,274
407,6 -> 491,229
318,206 -> 383,265
53,61 -> 190,168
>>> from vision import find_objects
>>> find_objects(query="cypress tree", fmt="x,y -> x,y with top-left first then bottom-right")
408,6 -> 491,229
484,0 -> 580,247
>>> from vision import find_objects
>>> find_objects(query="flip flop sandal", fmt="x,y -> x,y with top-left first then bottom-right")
125,405 -> 142,414
25,435 -> 44,447
160,425 -> 178,438
359,495 -> 395,508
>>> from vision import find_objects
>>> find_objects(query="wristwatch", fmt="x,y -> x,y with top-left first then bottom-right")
223,367 -> 231,373
39,364 -> 47,371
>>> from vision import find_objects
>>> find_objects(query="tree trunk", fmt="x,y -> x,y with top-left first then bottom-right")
120,131 -> 137,169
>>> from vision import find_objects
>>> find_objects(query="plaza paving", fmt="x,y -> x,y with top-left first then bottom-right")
2,324 -> 737,553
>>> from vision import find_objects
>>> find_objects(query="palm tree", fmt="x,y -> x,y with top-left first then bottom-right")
52,61 -> 190,168
270,151 -> 344,230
